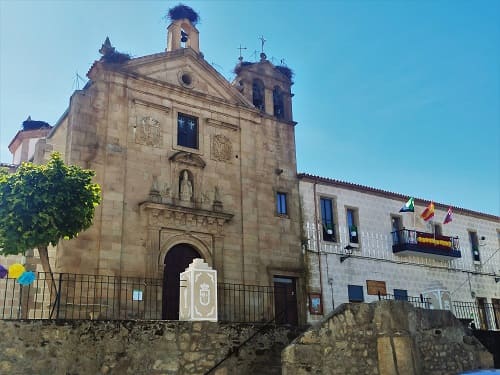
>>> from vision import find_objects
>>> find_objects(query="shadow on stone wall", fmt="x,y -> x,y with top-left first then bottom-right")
282,301 -> 494,375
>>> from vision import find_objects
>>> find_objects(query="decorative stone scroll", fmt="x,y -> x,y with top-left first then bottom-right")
179,258 -> 217,321
135,116 -> 161,147
211,134 -> 232,162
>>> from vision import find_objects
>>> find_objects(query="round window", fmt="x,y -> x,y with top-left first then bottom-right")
181,73 -> 192,86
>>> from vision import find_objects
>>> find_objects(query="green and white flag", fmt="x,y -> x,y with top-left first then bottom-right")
399,197 -> 414,212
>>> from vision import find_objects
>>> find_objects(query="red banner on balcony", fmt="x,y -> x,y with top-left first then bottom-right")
416,232 -> 452,250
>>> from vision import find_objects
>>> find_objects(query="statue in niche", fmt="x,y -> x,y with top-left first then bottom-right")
179,170 -> 193,202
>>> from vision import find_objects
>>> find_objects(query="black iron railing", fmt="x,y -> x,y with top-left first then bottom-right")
391,229 -> 461,259
0,272 -> 281,323
452,301 -> 500,331
377,292 -> 431,309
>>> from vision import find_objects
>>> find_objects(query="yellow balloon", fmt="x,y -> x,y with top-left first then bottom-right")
8,264 -> 25,279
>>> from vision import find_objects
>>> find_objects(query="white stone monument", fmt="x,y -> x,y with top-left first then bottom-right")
422,281 -> 452,310
179,258 -> 218,321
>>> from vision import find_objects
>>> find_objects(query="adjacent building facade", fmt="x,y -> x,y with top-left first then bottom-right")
299,174 -> 500,328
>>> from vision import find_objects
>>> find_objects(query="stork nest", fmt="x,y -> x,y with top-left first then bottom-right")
167,4 -> 200,25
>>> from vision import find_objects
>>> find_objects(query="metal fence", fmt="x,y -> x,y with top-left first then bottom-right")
377,292 -> 432,309
451,301 -> 500,331
377,293 -> 500,331
0,272 -> 279,323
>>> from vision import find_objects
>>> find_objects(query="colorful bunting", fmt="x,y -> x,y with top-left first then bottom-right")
18,271 -> 36,286
399,197 -> 415,212
443,207 -> 453,224
420,202 -> 435,222
8,263 -> 25,279
0,265 -> 7,279
0,263 -> 36,285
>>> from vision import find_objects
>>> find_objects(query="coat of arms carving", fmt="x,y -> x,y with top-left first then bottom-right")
135,116 -> 161,147
211,134 -> 232,162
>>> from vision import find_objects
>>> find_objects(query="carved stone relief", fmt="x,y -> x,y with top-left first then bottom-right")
211,135 -> 232,162
135,116 -> 161,147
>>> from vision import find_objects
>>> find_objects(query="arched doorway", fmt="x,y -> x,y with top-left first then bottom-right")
162,243 -> 201,320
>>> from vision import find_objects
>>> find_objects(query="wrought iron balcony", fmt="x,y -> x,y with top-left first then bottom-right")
391,229 -> 461,260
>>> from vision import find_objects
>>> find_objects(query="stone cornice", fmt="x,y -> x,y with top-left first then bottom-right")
205,118 -> 239,131
132,98 -> 171,113
140,201 -> 233,235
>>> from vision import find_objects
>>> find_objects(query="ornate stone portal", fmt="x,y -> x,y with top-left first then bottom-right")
179,258 -> 218,321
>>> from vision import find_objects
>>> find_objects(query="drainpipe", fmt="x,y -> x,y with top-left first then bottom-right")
313,180 -> 324,314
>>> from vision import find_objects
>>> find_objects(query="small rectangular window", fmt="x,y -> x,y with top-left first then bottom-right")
434,223 -> 442,236
394,289 -> 408,301
391,215 -> 403,244
348,285 -> 364,302
177,113 -> 198,149
346,208 -> 359,244
320,198 -> 335,242
276,192 -> 287,215
469,231 -> 480,262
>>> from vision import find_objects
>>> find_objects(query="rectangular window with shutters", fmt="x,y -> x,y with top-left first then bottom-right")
391,215 -> 403,244
320,197 -> 335,242
346,208 -> 359,244
348,284 -> 364,302
469,231 -> 480,262
276,192 -> 287,215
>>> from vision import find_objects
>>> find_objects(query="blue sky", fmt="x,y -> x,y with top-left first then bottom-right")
0,1 -> 498,215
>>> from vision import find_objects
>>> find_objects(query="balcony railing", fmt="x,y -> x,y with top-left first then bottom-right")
0,272 -> 282,323
391,229 -> 461,260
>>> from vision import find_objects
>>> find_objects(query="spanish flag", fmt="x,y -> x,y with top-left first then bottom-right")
420,202 -> 435,222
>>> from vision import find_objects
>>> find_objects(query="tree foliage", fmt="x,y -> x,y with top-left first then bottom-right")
0,153 -> 101,256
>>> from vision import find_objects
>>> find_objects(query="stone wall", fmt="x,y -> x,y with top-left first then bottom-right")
282,301 -> 494,375
0,320 -> 300,375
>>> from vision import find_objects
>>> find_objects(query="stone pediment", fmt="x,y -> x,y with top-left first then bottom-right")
120,49 -> 252,107
169,151 -> 206,168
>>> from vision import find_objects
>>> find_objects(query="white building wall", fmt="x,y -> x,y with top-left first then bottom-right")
27,137 -> 40,161
299,178 -> 500,326
12,147 -> 21,164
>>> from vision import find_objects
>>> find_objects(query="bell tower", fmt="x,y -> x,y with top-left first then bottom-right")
166,18 -> 200,53
233,53 -> 294,122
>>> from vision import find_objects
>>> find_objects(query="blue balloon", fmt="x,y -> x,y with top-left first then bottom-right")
17,271 -> 36,285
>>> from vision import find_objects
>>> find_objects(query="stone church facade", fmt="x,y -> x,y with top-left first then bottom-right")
29,17 -> 304,321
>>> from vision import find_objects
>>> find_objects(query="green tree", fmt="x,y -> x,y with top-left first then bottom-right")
0,153 -> 101,283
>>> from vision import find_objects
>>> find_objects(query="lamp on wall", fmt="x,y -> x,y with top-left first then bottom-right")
340,244 -> 355,263
495,277 -> 500,283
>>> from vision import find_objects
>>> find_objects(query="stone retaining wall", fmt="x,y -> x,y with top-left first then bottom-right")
0,320 -> 300,375
282,301 -> 494,375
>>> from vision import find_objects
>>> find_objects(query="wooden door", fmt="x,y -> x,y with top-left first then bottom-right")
492,298 -> 500,330
162,244 -> 201,320
476,297 -> 488,330
273,276 -> 298,325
